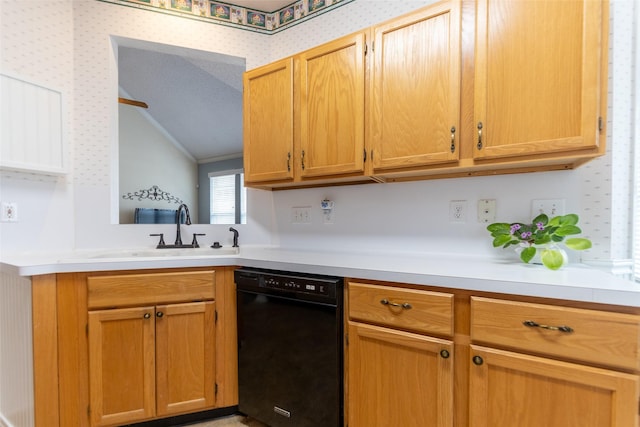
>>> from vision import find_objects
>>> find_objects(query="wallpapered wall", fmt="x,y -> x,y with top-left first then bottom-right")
0,0 -> 636,267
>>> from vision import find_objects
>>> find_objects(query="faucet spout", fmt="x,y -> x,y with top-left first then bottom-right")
175,204 -> 192,246
229,227 -> 239,248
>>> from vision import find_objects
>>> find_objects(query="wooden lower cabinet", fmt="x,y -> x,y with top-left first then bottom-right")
347,321 -> 453,427
88,302 -> 216,426
32,267 -> 238,427
346,280 -> 640,427
88,306 -> 156,426
469,345 -> 639,427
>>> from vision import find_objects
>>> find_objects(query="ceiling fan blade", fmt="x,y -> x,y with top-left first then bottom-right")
118,97 -> 148,108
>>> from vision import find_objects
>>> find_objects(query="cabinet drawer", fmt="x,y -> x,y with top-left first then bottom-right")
348,282 -> 453,337
88,270 -> 215,309
471,296 -> 640,371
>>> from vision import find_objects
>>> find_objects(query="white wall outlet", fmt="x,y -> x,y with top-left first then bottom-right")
291,206 -> 311,224
477,199 -> 496,223
449,200 -> 467,223
531,199 -> 565,218
1,202 -> 18,222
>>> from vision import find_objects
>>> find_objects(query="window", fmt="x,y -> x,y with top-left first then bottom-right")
209,170 -> 246,224
633,3 -> 640,282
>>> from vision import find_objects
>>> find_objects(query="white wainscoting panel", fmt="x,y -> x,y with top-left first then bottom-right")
0,73 -> 65,175
0,272 -> 34,427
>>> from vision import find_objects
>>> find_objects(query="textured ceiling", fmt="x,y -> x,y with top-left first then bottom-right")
118,44 -> 246,163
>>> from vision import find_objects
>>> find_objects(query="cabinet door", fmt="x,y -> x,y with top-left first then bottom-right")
299,32 -> 366,178
370,0 -> 461,172
156,301 -> 216,416
347,321 -> 453,427
243,58 -> 294,184
88,306 -> 156,427
473,0 -> 604,160
469,345 -> 640,427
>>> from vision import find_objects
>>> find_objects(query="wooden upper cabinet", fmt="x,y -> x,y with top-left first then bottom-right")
473,0 -> 604,160
298,32 -> 366,178
370,0 -> 461,173
243,58 -> 294,184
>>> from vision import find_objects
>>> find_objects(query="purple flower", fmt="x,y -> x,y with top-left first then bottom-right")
536,222 -> 545,231
510,224 -> 521,234
520,231 -> 532,239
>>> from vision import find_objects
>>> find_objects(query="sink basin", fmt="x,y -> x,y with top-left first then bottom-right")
59,246 -> 239,261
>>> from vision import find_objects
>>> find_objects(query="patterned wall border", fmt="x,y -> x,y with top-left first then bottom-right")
97,0 -> 355,34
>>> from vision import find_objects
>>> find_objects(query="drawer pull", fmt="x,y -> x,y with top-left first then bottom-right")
523,320 -> 574,333
380,299 -> 412,310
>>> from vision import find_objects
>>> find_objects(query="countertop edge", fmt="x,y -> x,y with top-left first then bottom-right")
2,247 -> 639,307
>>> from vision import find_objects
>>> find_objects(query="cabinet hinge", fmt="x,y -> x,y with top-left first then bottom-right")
215,310 -> 218,324
598,116 -> 603,132
215,382 -> 219,396
364,42 -> 367,56
87,405 -> 91,416
345,333 -> 349,346
86,324 -> 89,336
363,149 -> 367,163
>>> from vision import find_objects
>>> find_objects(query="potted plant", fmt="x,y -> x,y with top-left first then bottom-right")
487,213 -> 592,270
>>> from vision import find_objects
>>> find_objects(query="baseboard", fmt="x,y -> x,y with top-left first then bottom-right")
127,406 -> 239,427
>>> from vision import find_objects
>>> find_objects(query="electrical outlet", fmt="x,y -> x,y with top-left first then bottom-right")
531,199 -> 565,218
477,199 -> 496,223
1,202 -> 18,222
449,200 -> 467,223
291,206 -> 311,224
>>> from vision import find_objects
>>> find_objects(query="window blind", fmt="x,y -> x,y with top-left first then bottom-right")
209,171 -> 246,224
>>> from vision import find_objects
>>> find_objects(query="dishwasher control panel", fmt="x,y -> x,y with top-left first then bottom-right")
262,275 -> 330,296
235,267 -> 342,302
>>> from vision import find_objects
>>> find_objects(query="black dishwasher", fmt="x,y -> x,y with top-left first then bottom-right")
235,267 -> 344,427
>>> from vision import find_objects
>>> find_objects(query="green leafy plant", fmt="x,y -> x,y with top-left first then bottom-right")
487,213 -> 592,270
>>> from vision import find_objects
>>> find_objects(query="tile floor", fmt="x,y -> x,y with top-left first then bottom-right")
181,415 -> 269,427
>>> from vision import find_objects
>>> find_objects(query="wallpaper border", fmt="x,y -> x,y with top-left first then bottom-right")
97,0 -> 355,34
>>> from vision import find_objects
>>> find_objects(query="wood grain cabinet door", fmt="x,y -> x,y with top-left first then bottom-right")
473,0 -> 605,160
298,32 -> 366,178
369,0 -> 461,172
88,306 -> 156,427
156,301 -> 216,416
243,58 -> 295,184
347,321 -> 454,427
469,345 -> 640,427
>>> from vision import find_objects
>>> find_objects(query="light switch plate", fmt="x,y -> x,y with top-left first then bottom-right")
477,199 -> 496,223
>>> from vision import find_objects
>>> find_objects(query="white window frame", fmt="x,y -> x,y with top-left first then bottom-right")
208,169 -> 246,225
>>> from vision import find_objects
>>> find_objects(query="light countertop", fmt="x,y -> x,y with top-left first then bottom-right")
2,245 -> 639,307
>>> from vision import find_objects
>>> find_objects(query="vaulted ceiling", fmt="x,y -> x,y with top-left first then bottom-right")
118,1 -> 301,163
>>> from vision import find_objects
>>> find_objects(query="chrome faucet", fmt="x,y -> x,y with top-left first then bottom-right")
175,203 -> 192,246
